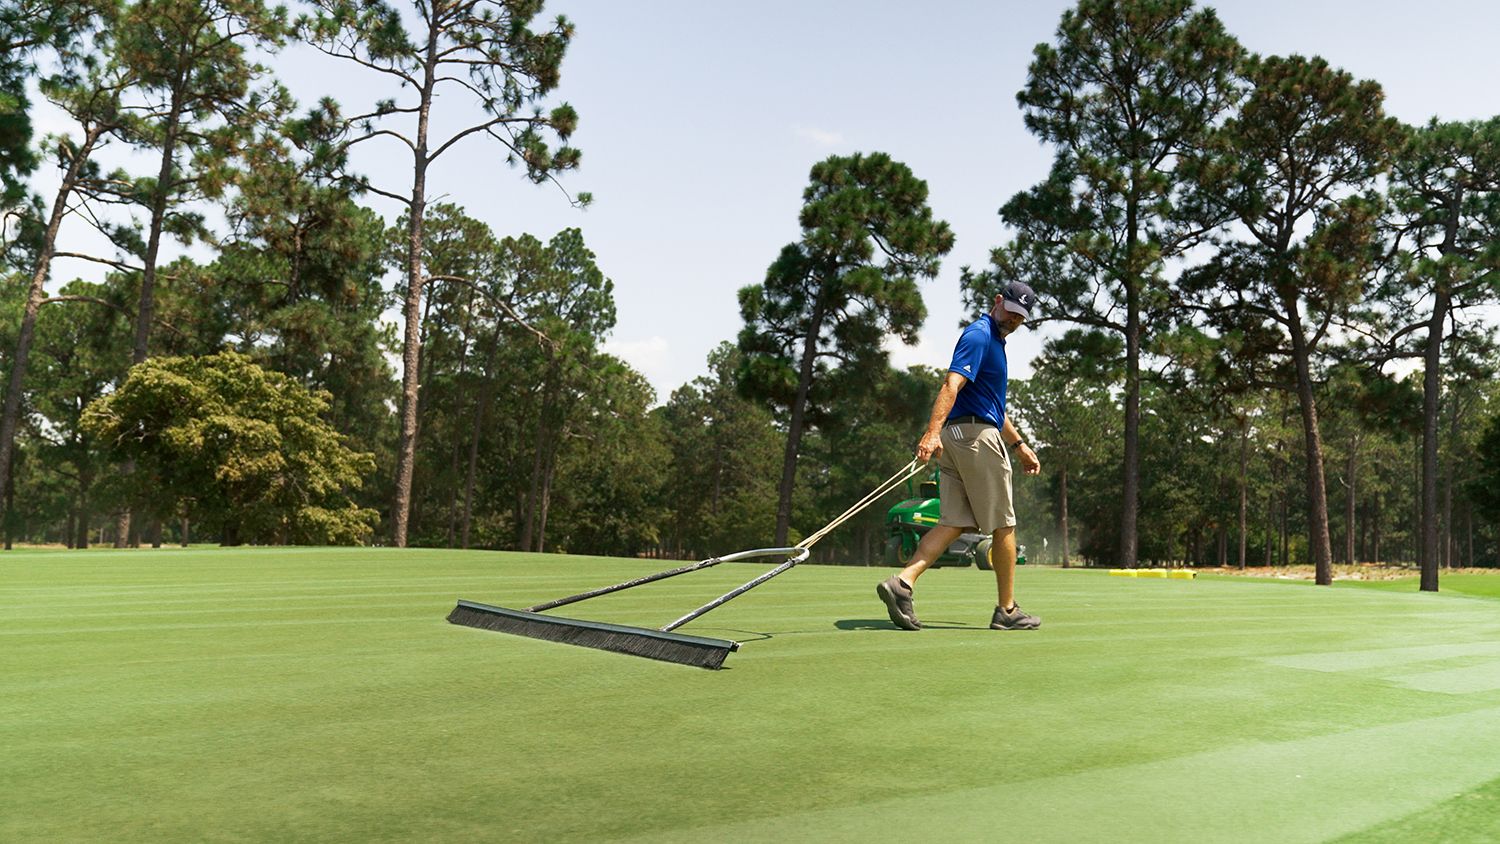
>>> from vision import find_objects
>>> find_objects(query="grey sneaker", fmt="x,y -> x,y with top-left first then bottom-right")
876,575 -> 921,630
990,603 -> 1041,630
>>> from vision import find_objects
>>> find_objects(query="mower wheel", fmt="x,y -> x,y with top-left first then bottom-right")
974,537 -> 993,570
884,535 -> 904,566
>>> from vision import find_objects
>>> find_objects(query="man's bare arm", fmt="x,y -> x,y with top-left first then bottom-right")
1001,416 -> 1041,475
916,371 -> 969,462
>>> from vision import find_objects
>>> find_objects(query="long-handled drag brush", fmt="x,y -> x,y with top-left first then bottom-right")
448,459 -> 927,669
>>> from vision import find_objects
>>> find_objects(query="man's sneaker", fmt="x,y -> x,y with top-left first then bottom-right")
876,575 -> 921,630
990,603 -> 1041,630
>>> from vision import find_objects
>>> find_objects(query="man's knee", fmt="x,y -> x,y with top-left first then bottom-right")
992,525 -> 1016,540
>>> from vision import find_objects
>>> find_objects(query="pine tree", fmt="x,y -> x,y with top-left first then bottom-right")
1182,54 -> 1402,584
1380,118 -> 1500,589
738,152 -> 953,546
0,1 -> 133,538
969,0 -> 1241,567
298,0 -> 586,546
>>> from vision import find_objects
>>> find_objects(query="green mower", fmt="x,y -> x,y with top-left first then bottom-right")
882,469 -> 1025,569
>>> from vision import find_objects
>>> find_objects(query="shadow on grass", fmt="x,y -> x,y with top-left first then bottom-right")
712,618 -> 977,642
710,618 -> 984,645
835,618 -> 978,631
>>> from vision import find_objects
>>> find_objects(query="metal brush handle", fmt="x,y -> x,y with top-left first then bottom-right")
525,547 -> 806,614
660,547 -> 810,632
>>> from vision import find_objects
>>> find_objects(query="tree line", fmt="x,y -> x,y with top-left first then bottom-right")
3,0 -> 1500,591
961,0 -> 1500,590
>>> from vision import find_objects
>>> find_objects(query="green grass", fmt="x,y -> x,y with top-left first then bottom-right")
1200,569 -> 1500,602
6,549 -> 1500,842
1334,572 -> 1500,602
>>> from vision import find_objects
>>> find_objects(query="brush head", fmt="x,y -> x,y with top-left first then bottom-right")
447,600 -> 741,670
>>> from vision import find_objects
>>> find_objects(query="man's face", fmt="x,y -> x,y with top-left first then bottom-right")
993,295 -> 1026,336
998,310 -> 1025,336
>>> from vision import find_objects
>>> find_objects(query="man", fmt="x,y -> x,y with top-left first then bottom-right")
876,280 -> 1042,631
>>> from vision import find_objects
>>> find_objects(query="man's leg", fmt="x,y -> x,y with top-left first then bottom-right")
901,524 -> 966,587
989,525 -> 1018,609
988,524 -> 1040,629
877,524 -> 965,630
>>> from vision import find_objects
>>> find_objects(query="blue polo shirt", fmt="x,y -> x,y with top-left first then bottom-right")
946,314 -> 1007,426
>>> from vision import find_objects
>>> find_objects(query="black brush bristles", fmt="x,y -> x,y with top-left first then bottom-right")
447,600 -> 740,670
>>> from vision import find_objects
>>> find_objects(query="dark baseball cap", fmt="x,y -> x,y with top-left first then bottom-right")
1001,281 -> 1037,318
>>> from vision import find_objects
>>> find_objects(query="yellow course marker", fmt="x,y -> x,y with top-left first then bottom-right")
1109,569 -> 1196,579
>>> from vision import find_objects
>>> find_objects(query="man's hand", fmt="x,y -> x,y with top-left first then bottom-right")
916,429 -> 942,463
1016,442 -> 1040,475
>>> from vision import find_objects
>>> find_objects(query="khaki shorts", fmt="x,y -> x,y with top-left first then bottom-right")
936,422 -> 1015,534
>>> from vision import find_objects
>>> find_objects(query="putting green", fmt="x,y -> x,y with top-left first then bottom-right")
5,548 -> 1500,842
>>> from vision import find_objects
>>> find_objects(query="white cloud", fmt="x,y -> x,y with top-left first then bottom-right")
602,335 -> 670,365
793,125 -> 845,147
885,331 -> 944,374
601,336 -> 673,398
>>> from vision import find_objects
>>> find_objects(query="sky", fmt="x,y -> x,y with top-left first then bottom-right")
29,0 -> 1500,403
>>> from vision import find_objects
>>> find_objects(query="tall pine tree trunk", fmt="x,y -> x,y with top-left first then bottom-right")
521,417 -> 545,551
134,93 -> 183,367
459,382 -> 496,550
3,450 -> 13,549
1279,491 -> 1289,567
443,285 -> 479,547
459,408 -> 485,548
1414,443 -> 1422,564
1468,508 -> 1474,570
1119,245 -> 1142,568
391,25 -> 442,548
1264,490 -> 1274,566
521,369 -> 556,551
774,296 -> 828,546
0,126 -> 104,536
1287,302 -> 1334,585
1419,282 -> 1449,589
76,466 -> 91,549
459,330 -> 502,549
1419,201 -> 1462,587
119,91 -> 187,549
1059,466 -> 1070,569
1345,446 -> 1357,565
536,437 -> 561,553
1237,416 -> 1249,569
